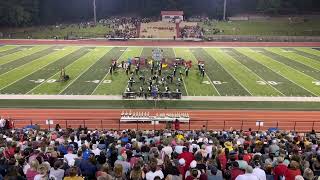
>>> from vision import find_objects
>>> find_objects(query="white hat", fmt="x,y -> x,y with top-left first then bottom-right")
209,140 -> 213,144
179,158 -> 186,166
190,160 -> 197,168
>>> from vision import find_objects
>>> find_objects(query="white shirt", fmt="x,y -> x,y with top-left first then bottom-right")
174,145 -> 185,154
236,173 -> 259,180
34,174 -> 48,180
205,145 -> 213,158
161,146 -> 173,158
0,118 -> 5,128
92,148 -> 101,156
64,153 -> 77,165
146,170 -> 164,180
253,167 -> 266,180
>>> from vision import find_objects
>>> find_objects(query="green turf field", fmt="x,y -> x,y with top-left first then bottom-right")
0,45 -> 320,97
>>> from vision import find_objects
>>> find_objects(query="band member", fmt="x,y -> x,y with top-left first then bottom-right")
125,67 -> 129,75
139,86 -> 144,97
158,68 -> 162,76
185,67 -> 189,77
121,61 -> 124,69
201,68 -> 205,77
112,61 -> 117,71
109,66 -> 113,75
59,67 -> 66,81
151,67 -> 154,75
173,68 -> 177,77
135,66 -> 139,75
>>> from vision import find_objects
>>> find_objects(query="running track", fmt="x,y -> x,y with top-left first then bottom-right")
0,109 -> 320,132
0,39 -> 320,132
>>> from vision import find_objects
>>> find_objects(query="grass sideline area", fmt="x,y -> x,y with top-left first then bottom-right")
1,99 -> 320,110
200,18 -> 320,36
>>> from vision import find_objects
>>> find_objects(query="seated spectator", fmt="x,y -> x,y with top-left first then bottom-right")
64,166 -> 84,180
26,159 -> 39,180
113,164 -> 127,180
34,164 -> 49,180
146,160 -> 164,180
284,161 -> 302,180
235,165 -> 259,180
50,160 -> 65,180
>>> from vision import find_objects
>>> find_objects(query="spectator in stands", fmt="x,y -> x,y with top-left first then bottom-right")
3,119 -> 320,180
26,159 -> 39,180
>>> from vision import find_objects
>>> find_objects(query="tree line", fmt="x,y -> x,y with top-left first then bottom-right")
0,0 -> 319,27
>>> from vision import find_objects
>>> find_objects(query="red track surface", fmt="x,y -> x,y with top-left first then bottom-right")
0,39 -> 320,132
0,109 -> 320,132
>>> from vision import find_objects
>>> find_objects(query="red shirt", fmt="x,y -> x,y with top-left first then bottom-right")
218,153 -> 227,171
231,167 -> 244,180
178,165 -> 188,180
284,169 -> 301,180
178,152 -> 195,167
243,153 -> 252,163
274,164 -> 288,180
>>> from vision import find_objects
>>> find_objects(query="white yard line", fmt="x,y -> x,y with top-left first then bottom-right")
26,48 -> 91,94
91,48 -> 128,95
246,50 -> 319,97
188,49 -> 221,96
205,49 -> 255,96
0,48 -> 75,91
223,52 -> 285,96
173,48 -> 189,96
58,49 -> 111,94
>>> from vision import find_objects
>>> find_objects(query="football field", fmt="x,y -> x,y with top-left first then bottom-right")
0,45 -> 320,97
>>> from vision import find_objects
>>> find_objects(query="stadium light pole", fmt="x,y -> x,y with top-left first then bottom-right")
93,0 -> 97,25
223,0 -> 227,21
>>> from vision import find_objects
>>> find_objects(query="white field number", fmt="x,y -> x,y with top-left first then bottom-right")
257,81 -> 280,85
30,79 -> 58,83
312,81 -> 320,86
85,80 -> 112,84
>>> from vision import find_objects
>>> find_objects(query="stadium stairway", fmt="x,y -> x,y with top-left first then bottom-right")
1,109 -> 320,132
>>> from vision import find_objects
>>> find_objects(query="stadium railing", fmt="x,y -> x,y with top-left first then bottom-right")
11,118 -> 320,132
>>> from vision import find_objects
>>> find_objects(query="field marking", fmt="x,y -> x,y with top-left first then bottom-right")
222,51 -> 284,96
189,49 -> 221,96
0,46 -> 52,67
173,48 -> 189,96
0,47 -> 77,92
204,49 -> 253,96
26,48 -> 92,94
58,48 -> 113,94
267,48 -> 320,71
91,48 -> 128,95
238,49 -> 318,97
258,48 -> 320,81
0,46 -> 55,76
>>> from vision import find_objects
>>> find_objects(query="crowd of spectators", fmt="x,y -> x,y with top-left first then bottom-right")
180,25 -> 204,39
100,17 -> 154,39
1,122 -> 320,180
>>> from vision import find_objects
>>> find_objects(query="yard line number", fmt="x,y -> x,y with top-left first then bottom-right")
312,81 -> 320,86
29,79 -> 112,84
257,81 -> 280,86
